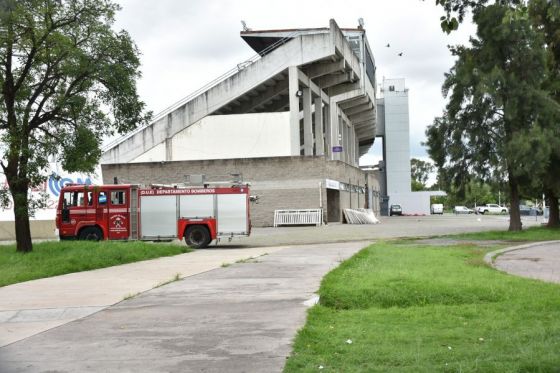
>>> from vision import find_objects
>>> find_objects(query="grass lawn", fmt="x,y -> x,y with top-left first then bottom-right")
448,225 -> 560,242
285,237 -> 560,372
0,241 -> 191,287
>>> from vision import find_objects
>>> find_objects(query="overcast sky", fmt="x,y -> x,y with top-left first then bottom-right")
113,0 -> 475,165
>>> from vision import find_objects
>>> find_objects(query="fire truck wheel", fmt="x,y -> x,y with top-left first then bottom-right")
184,225 -> 211,249
79,227 -> 103,241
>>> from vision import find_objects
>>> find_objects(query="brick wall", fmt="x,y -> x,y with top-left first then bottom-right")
102,156 -> 380,227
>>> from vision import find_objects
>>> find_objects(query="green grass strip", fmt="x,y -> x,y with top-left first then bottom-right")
285,241 -> 560,372
447,225 -> 560,242
0,241 -> 191,287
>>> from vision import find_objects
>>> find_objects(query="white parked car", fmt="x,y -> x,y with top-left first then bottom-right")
476,204 -> 508,214
431,204 -> 444,215
454,206 -> 474,214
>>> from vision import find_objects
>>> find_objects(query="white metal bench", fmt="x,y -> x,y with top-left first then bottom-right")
273,209 -> 323,227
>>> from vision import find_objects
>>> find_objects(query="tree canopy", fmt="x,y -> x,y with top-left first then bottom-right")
0,0 -> 150,251
425,3 -> 559,230
432,0 -> 522,32
429,0 -> 560,228
411,158 -> 435,191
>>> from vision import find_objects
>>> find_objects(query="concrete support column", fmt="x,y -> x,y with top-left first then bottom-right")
342,122 -> 350,163
339,122 -> 344,163
351,127 -> 356,165
303,88 -> 313,156
348,127 -> 352,166
325,104 -> 331,157
165,113 -> 173,161
314,97 -> 324,156
350,126 -> 355,166
355,132 -> 360,165
165,138 -> 172,161
328,101 -> 339,160
345,123 -> 351,165
288,66 -> 301,156
350,127 -> 355,165
334,115 -> 342,161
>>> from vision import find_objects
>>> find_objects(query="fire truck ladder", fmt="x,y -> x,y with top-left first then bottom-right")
149,174 -> 247,189
129,185 -> 139,240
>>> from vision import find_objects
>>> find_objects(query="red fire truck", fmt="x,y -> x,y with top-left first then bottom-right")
55,182 -> 251,248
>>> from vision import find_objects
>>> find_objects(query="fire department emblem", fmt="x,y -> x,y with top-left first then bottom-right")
110,214 -> 127,232
113,217 -> 123,228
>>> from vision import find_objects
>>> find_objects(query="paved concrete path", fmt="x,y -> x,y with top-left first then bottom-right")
491,241 -> 560,284
0,241 -> 366,372
0,245 -> 289,347
0,215 -> 533,350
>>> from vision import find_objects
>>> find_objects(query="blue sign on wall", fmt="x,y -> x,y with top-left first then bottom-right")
332,146 -> 343,153
48,175 -> 92,197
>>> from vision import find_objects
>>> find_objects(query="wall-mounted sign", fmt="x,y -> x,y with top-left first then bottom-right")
325,179 -> 367,193
332,146 -> 343,153
325,179 -> 340,190
0,162 -> 101,221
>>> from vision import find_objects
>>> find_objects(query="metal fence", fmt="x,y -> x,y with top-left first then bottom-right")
273,209 -> 323,227
343,208 -> 379,224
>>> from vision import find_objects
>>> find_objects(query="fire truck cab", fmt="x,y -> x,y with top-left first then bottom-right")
56,183 -> 251,248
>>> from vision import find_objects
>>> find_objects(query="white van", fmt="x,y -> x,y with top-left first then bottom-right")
431,204 -> 444,215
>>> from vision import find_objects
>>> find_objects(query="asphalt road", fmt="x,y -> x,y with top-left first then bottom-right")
493,241 -> 560,284
236,214 -> 543,247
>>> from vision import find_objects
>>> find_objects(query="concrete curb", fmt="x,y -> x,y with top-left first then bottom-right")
483,240 -> 560,267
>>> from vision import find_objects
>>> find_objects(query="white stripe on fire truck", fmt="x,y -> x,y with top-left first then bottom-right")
108,208 -> 128,213
69,209 -> 96,214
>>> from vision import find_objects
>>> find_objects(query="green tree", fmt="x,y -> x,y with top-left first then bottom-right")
528,0 -> 560,227
0,0 -> 150,252
431,0 -> 560,226
411,158 -> 435,191
431,0 -> 520,32
426,4 -> 557,231
431,174 -> 500,210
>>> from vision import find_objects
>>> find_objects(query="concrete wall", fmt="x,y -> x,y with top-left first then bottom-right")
382,79 -> 412,195
131,142 -> 166,163
102,156 -> 380,227
0,220 -> 56,241
376,100 -> 385,136
338,190 -> 366,211
101,24 -> 349,165
131,113 -> 292,163
389,191 -> 445,215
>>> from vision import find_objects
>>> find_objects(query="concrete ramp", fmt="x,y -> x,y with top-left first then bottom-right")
102,20 -> 377,167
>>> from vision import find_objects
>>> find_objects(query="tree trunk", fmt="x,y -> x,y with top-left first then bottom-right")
11,184 -> 33,252
508,175 -> 522,231
545,189 -> 560,228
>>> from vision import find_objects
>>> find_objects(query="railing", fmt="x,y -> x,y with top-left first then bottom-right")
102,30 -> 302,152
274,209 -> 323,227
343,208 -> 379,224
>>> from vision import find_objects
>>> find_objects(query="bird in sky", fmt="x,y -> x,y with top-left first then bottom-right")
386,43 -> 390,47
398,52 -> 403,57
